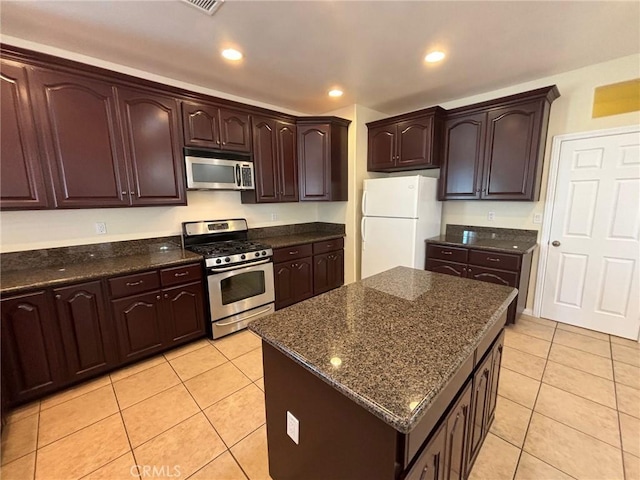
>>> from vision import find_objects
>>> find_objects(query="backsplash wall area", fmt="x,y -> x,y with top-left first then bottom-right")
0,191 -> 321,253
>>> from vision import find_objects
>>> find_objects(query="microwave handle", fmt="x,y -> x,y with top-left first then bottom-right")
235,164 -> 241,187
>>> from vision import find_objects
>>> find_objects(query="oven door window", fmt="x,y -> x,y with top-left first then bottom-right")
220,270 -> 266,305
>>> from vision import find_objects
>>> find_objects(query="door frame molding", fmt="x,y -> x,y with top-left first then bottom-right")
533,124 -> 640,317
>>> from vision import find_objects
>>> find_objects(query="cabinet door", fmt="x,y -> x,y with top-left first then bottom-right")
251,116 -> 279,202
405,422 -> 446,480
29,67 -> 129,208
1,292 -> 64,403
0,60 -> 49,209
277,121 -> 298,202
467,352 -> 493,472
482,101 -> 543,200
182,100 -> 221,149
117,87 -> 186,206
397,116 -> 435,168
444,381 -> 472,480
425,259 -> 467,278
368,124 -> 396,171
313,253 -> 331,296
274,261 -> 295,310
439,113 -> 485,200
162,282 -> 206,345
293,257 -> 314,303
298,124 -> 330,201
54,281 -> 116,381
487,331 -> 505,423
219,107 -> 251,152
328,250 -> 345,290
111,291 -> 165,362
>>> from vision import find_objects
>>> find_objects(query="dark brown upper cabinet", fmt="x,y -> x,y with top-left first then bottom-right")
117,86 -> 186,206
367,107 -> 445,172
0,59 -> 49,209
439,86 -> 559,201
182,100 -> 251,153
297,117 -> 350,201
29,66 -> 130,208
242,115 -> 298,203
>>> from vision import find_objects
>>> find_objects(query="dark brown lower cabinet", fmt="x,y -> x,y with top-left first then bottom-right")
313,250 -> 344,295
406,423 -> 447,480
54,281 -> 117,381
274,258 -> 313,310
111,290 -> 166,363
163,282 -> 206,344
445,383 -> 472,480
467,352 -> 492,470
1,291 -> 64,403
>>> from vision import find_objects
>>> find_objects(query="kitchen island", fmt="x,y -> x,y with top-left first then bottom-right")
250,266 -> 517,480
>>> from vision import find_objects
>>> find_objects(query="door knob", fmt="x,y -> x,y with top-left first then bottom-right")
551,240 -> 561,247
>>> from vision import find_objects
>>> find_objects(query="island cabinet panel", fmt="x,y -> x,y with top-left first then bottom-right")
28,66 -> 129,208
405,423 -> 446,480
444,382 -> 473,480
117,87 -> 186,206
297,117 -> 350,201
53,281 -> 117,381
367,108 -> 445,172
182,100 -> 251,152
466,351 -> 493,471
487,331 -> 505,424
439,86 -> 559,201
425,243 -> 532,325
0,291 -> 64,404
242,116 -> 298,203
263,342 -> 400,480
0,59 -> 49,209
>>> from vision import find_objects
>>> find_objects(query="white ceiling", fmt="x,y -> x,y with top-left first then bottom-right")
1,1 -> 639,115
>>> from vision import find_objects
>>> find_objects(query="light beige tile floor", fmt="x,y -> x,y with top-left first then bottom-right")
1,318 -> 639,480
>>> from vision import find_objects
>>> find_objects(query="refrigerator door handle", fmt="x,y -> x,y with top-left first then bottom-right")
362,190 -> 367,216
361,217 -> 367,247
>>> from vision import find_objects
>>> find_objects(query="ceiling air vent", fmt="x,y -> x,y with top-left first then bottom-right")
182,0 -> 225,15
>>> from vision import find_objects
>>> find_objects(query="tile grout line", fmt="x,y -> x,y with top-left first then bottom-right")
611,335 -> 627,480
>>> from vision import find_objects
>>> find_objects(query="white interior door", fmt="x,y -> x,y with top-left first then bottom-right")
361,217 -> 417,279
541,129 -> 640,340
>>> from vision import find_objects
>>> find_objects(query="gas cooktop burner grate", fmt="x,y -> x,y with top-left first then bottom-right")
189,240 -> 271,258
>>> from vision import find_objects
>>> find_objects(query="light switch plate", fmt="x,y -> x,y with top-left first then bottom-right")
95,222 -> 107,234
487,211 -> 495,221
533,213 -> 543,224
286,411 -> 299,445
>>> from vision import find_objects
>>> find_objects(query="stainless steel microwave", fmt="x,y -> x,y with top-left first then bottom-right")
185,154 -> 255,191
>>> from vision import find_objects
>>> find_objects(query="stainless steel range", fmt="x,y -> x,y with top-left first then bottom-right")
182,219 -> 275,339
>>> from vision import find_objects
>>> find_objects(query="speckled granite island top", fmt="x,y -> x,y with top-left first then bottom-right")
250,266 -> 517,433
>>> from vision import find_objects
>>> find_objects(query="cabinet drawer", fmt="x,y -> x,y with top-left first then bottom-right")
467,265 -> 518,287
468,250 -> 520,271
160,263 -> 202,287
312,237 -> 344,255
273,243 -> 313,263
109,271 -> 160,298
425,258 -> 467,278
426,244 -> 468,263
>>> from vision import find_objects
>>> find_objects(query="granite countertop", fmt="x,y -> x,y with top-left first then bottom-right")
0,249 -> 203,295
425,234 -> 537,254
250,266 -> 517,433
259,232 -> 344,249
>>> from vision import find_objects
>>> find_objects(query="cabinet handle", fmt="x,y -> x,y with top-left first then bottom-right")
326,244 -> 333,248
130,191 -> 135,196
442,251 -> 452,255
486,257 -> 500,262
174,272 -> 189,277
55,294 -> 62,300
164,294 -> 169,299
156,295 -> 161,300
468,268 -> 472,273
126,280 -> 144,287
122,191 -> 128,195
289,250 -> 299,255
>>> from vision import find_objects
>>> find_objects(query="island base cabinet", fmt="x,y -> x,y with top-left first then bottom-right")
405,423 -> 446,480
263,342 -> 399,480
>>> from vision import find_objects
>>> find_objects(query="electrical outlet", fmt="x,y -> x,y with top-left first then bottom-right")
533,213 -> 543,224
487,211 -> 495,221
271,213 -> 278,221
286,411 -> 299,445
95,222 -> 107,235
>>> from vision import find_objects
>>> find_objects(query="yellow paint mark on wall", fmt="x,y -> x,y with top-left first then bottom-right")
593,79 -> 640,118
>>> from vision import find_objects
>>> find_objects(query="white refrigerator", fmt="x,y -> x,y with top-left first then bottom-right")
361,175 -> 442,279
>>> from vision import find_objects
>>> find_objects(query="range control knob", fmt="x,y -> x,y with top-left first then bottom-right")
216,259 -> 222,264
261,251 -> 267,256
224,257 -> 231,263
255,252 -> 260,257
240,254 -> 246,260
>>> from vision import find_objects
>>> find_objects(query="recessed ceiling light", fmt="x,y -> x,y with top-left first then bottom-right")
222,48 -> 243,61
328,89 -> 344,97
425,51 -> 446,63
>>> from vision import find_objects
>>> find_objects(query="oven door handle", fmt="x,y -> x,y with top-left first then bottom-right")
215,305 -> 274,326
208,258 -> 271,273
